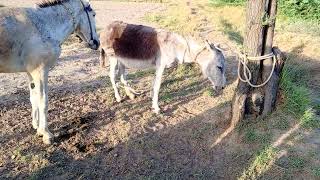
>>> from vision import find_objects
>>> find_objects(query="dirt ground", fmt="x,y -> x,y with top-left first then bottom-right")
0,1 -> 320,179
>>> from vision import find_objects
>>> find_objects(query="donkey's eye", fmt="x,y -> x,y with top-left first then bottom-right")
217,66 -> 223,72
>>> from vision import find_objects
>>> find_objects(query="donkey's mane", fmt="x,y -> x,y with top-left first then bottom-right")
37,0 -> 70,8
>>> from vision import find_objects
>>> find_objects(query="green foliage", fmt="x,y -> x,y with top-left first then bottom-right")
209,0 -> 320,21
279,0 -> 320,21
312,167 -> 320,177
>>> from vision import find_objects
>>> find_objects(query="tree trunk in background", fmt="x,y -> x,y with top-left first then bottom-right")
231,0 -> 285,126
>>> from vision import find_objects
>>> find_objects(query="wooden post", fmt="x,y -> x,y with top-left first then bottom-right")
262,0 -> 278,116
231,0 -> 285,125
231,0 -> 267,126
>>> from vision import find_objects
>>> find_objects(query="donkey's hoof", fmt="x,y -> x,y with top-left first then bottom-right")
152,107 -> 161,114
116,98 -> 122,103
128,93 -> 135,100
37,129 -> 54,144
42,135 -> 53,145
115,94 -> 122,102
32,122 -> 39,130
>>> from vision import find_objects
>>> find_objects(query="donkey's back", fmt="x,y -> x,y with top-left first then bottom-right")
100,21 -> 159,60
0,7 -> 50,73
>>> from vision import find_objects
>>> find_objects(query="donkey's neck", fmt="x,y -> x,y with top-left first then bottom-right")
181,37 -> 205,64
32,4 -> 80,45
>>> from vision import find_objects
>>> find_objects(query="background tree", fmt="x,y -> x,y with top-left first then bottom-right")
231,0 -> 285,126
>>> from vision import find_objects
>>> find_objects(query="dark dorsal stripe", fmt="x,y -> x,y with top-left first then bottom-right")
106,21 -> 160,60
37,0 -> 70,8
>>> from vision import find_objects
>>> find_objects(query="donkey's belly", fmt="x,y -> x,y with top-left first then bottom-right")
0,55 -> 27,73
118,57 -> 156,69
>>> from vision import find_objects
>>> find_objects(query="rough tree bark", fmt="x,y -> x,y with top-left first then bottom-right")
262,0 -> 278,116
231,0 -> 285,126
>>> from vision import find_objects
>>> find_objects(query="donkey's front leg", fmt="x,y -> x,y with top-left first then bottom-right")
27,73 -> 39,130
119,63 -> 135,100
152,65 -> 165,114
109,57 -> 122,102
30,69 -> 53,144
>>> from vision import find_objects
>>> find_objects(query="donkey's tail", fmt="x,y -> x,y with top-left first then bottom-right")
100,48 -> 107,67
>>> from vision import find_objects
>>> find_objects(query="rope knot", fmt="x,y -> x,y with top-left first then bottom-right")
238,52 -> 276,88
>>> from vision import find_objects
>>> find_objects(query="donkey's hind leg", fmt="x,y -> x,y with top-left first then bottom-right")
27,73 -> 39,130
152,65 -> 165,114
29,69 -> 53,144
109,57 -> 122,102
119,63 -> 135,100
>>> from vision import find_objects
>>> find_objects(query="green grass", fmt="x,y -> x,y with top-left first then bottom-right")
273,116 -> 290,130
209,0 -> 244,6
280,57 -> 319,129
144,3 -> 200,34
220,18 -> 244,45
289,156 -> 306,169
312,167 -> 320,177
146,1 -> 319,179
209,0 -> 320,22
243,128 -> 271,145
239,147 -> 278,180
203,87 -> 216,97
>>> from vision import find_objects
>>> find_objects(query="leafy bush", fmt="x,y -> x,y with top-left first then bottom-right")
279,0 -> 320,21
209,0 -> 320,21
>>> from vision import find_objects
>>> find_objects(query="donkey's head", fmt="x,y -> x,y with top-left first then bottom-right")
196,40 -> 226,92
74,0 -> 99,50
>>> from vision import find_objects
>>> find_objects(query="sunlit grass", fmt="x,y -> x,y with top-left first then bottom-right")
146,1 -> 319,179
239,147 -> 278,180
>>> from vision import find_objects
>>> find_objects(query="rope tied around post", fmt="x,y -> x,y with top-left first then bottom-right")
238,52 -> 276,88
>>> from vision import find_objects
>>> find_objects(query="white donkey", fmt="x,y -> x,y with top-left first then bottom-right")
99,21 -> 226,114
0,0 -> 99,144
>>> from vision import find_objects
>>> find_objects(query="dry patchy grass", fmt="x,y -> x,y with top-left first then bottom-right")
145,0 -> 320,179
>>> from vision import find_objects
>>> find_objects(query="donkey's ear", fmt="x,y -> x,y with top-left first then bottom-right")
205,39 -> 216,50
213,43 -> 226,52
83,0 -> 90,4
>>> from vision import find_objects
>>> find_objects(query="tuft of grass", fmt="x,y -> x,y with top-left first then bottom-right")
220,18 -> 244,45
11,148 -> 49,172
145,2 -> 200,34
239,147 -> 278,180
300,108 -> 319,129
243,128 -> 271,145
274,118 -> 290,130
288,156 -> 306,169
280,56 -> 318,129
129,69 -> 155,79
312,167 -> 320,177
203,87 -> 216,97
208,0 -> 245,6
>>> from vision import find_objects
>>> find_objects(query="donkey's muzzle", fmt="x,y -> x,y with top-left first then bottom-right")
89,39 -> 100,50
212,85 -> 224,96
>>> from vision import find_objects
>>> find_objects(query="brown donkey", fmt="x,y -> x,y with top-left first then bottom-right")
100,21 -> 226,114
